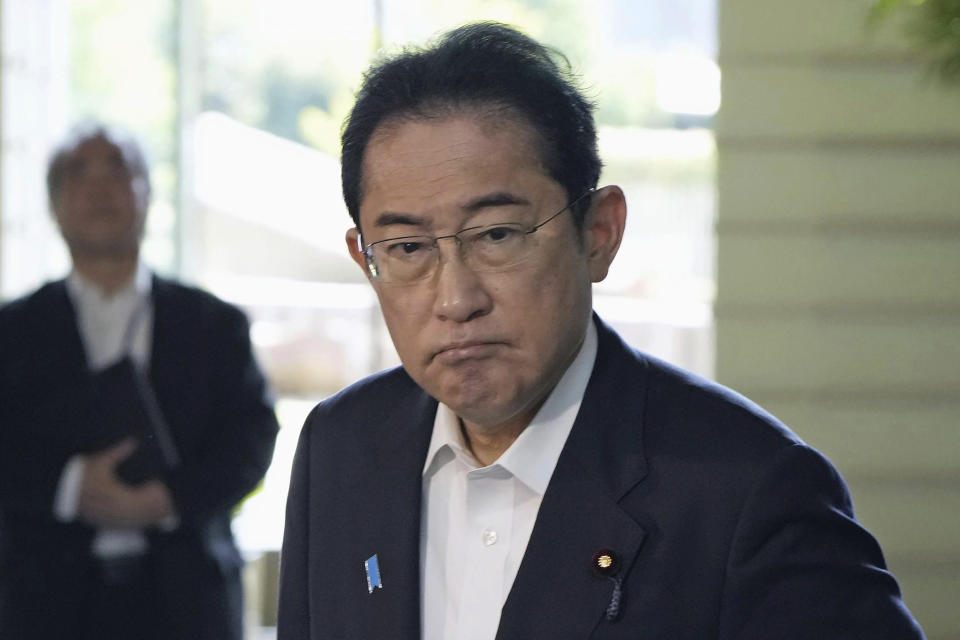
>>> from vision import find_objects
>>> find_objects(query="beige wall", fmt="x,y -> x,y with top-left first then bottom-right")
717,1 -> 960,637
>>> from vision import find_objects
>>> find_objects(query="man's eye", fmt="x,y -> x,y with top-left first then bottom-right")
478,226 -> 521,243
385,240 -> 427,256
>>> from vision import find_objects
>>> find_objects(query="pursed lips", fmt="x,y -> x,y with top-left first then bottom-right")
431,340 -> 504,363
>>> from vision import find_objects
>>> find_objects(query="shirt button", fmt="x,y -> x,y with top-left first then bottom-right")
482,529 -> 498,546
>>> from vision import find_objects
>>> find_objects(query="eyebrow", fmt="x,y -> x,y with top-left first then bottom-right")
373,212 -> 425,228
462,191 -> 530,212
372,191 -> 530,229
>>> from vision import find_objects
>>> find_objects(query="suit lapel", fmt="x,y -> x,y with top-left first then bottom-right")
147,275 -> 176,390
498,316 -> 651,638
40,280 -> 88,375
352,385 -> 436,640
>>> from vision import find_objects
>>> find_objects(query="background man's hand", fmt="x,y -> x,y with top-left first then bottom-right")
77,438 -> 175,528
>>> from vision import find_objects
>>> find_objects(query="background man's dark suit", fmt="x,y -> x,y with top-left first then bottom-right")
278,316 -> 923,639
0,275 -> 279,639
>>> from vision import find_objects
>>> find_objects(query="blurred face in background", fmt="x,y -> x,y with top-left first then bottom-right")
51,134 -> 149,258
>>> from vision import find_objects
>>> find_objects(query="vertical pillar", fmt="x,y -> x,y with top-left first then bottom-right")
0,0 -> 68,298
175,0 -> 200,281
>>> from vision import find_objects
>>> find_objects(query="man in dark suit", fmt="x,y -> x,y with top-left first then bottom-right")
0,123 -> 279,639
278,23 -> 925,639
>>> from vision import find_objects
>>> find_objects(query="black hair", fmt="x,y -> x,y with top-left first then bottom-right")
46,121 -> 151,205
341,22 -> 601,231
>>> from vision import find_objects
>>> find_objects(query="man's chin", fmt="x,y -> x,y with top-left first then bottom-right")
66,237 -> 141,258
430,374 -> 506,417
435,378 -> 540,431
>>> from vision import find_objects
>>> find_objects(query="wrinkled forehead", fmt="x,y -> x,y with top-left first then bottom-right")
360,105 -> 548,197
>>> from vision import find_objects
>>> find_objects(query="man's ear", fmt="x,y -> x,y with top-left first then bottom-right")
584,185 -> 627,283
345,228 -> 370,277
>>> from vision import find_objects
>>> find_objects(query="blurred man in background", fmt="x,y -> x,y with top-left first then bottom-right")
0,122 -> 279,639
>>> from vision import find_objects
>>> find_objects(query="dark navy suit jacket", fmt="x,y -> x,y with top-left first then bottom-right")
0,276 -> 279,639
278,315 -> 924,639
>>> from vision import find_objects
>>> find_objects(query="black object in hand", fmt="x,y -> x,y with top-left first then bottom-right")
90,357 -> 180,485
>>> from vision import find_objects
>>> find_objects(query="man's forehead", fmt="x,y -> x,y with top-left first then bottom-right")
362,117 -> 547,204
68,136 -> 126,164
365,109 -> 544,171
361,140 -> 552,225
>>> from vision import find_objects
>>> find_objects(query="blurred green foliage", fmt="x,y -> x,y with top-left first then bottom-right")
70,0 -> 177,158
869,0 -> 960,82
67,0 -> 712,214
69,0 -> 179,272
70,0 -> 701,159
199,0 -> 681,154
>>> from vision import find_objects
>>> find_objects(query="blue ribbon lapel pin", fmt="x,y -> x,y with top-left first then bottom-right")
364,554 -> 383,594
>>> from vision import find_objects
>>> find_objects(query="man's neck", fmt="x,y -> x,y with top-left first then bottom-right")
70,251 -> 140,296
459,400 -> 544,467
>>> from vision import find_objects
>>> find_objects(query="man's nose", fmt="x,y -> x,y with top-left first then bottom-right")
431,239 -> 493,323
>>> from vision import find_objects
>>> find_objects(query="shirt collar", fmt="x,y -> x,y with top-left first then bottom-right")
422,400 -> 474,479
422,319 -> 599,496
66,261 -> 152,304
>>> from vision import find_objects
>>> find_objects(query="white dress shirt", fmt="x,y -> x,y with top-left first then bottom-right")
420,320 -> 598,640
54,262 -> 155,557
